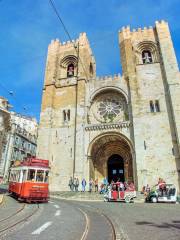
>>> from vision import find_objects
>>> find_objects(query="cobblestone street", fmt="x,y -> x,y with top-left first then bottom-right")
0,195 -> 180,240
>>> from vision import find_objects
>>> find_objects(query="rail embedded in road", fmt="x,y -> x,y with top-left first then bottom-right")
0,200 -> 40,237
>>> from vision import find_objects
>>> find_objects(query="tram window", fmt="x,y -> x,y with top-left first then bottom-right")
16,171 -> 20,182
11,172 -> 15,181
44,171 -> 49,183
36,170 -> 44,182
10,172 -> 13,181
12,172 -> 16,182
27,169 -> 35,181
22,170 -> 27,182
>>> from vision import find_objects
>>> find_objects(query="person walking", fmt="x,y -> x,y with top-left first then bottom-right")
75,177 -> 79,192
68,177 -> 74,191
81,178 -> 86,192
95,178 -> 98,192
89,178 -> 94,193
73,178 -> 76,192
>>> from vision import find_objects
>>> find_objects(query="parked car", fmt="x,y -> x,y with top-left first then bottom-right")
145,184 -> 177,203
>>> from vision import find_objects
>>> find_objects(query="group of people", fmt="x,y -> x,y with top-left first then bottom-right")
68,176 -> 136,194
68,177 -> 99,192
99,179 -> 135,194
142,178 -> 167,196
68,177 -> 80,192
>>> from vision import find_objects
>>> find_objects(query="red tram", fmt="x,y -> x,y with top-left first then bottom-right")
8,157 -> 50,203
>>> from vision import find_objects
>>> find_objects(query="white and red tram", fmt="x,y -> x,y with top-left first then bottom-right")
8,157 -> 50,203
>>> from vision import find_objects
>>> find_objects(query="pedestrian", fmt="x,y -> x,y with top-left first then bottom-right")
158,178 -> 166,196
144,184 -> 150,196
116,178 -> 121,191
119,181 -> 124,191
75,177 -> 79,192
73,177 -> 77,191
81,178 -> 86,192
103,177 -> 108,186
95,178 -> 98,192
89,178 -> 94,193
68,177 -> 74,191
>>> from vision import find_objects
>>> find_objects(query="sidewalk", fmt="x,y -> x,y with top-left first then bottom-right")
0,184 -> 8,205
50,191 -> 146,203
0,194 -> 4,205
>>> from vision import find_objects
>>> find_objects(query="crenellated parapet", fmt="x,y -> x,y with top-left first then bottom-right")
48,32 -> 91,51
96,73 -> 121,81
119,20 -> 168,43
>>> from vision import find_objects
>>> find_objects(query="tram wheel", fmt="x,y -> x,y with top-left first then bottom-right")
151,197 -> 157,203
125,195 -> 131,203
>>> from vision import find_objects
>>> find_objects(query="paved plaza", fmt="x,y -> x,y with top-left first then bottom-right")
0,194 -> 179,240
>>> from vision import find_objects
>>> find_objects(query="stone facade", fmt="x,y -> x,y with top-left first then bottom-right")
37,21 -> 180,192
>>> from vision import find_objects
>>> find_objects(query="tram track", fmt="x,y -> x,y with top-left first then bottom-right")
78,204 -> 116,240
0,203 -> 40,237
0,202 -> 25,223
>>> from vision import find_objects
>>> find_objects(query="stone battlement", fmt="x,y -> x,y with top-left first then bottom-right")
96,73 -> 121,81
50,38 -> 78,47
49,32 -> 89,48
120,20 -> 168,33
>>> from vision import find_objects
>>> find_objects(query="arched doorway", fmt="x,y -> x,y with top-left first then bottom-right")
88,132 -> 134,184
108,154 -> 124,183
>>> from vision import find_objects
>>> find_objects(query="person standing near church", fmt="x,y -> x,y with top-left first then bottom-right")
75,177 -> 79,192
95,178 -> 98,192
89,178 -> 94,193
68,177 -> 73,191
81,178 -> 86,192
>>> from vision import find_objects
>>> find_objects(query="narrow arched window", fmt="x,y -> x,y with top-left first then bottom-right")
67,63 -> 74,77
67,109 -> 70,121
63,110 -> 66,121
142,50 -> 153,64
150,101 -> 154,112
89,63 -> 93,76
155,100 -> 160,112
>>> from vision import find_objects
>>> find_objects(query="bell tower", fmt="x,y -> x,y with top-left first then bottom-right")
37,33 -> 96,191
119,21 -> 180,190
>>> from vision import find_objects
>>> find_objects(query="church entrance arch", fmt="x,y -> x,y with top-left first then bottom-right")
88,132 -> 134,184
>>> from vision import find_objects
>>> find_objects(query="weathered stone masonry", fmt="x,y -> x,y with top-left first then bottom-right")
37,21 -> 180,191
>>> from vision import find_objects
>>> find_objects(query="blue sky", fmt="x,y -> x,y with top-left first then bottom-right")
0,0 -> 180,121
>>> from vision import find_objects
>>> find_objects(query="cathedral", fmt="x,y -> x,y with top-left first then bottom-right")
37,20 -> 180,192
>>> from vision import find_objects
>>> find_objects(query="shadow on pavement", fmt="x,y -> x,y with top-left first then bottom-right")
136,220 -> 180,230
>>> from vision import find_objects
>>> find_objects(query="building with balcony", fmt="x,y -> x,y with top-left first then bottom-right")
1,112 -> 38,182
0,97 -> 11,181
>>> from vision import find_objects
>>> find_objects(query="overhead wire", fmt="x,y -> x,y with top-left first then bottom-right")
0,0 -> 116,114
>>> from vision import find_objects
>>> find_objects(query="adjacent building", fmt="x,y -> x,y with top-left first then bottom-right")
1,112 -> 38,182
37,20 -> 180,191
0,97 -> 11,182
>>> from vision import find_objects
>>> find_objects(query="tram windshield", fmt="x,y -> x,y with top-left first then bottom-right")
27,169 -> 36,181
36,170 -> 44,182
26,169 -> 49,182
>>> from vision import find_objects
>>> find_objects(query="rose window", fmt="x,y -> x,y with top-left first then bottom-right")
91,92 -> 128,123
98,99 -> 121,118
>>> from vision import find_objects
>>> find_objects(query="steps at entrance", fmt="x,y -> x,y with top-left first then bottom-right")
51,191 -> 146,202
51,191 -> 104,201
